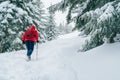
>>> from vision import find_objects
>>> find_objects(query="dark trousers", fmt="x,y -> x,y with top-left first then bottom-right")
25,40 -> 34,56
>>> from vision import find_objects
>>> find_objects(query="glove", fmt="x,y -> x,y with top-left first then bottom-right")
37,40 -> 39,43
22,41 -> 25,44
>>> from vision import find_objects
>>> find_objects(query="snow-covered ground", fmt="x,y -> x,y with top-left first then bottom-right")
0,31 -> 120,80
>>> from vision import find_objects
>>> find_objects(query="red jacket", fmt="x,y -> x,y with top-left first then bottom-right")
22,25 -> 39,42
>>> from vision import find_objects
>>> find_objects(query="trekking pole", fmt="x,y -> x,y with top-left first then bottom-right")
36,42 -> 38,60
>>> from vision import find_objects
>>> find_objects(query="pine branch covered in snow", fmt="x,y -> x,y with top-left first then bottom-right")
50,0 -> 120,51
79,1 -> 120,51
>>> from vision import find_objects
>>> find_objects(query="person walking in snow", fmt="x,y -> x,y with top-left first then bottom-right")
22,25 -> 39,60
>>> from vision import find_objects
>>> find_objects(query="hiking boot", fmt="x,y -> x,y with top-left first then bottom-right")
27,56 -> 31,60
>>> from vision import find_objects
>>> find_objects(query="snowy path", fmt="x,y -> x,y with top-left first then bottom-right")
0,31 -> 82,80
0,31 -> 120,80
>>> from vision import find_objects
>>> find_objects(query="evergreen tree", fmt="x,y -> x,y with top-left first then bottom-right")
58,23 -> 66,35
50,0 -> 120,51
0,0 -> 47,53
58,22 -> 73,35
45,7 -> 58,41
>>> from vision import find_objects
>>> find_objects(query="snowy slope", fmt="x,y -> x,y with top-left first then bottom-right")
0,31 -> 120,80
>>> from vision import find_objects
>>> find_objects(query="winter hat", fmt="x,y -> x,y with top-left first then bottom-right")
30,25 -> 36,30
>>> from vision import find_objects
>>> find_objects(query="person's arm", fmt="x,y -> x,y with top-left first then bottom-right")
22,32 -> 25,43
35,30 -> 39,42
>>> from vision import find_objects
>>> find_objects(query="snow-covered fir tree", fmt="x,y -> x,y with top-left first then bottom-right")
58,23 -> 66,35
58,22 -> 73,35
45,7 -> 58,41
0,0 -> 47,53
50,0 -> 120,51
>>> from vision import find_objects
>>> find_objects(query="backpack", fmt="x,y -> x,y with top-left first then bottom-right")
25,30 -> 36,39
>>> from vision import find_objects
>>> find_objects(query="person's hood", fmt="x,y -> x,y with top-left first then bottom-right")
30,25 -> 36,30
